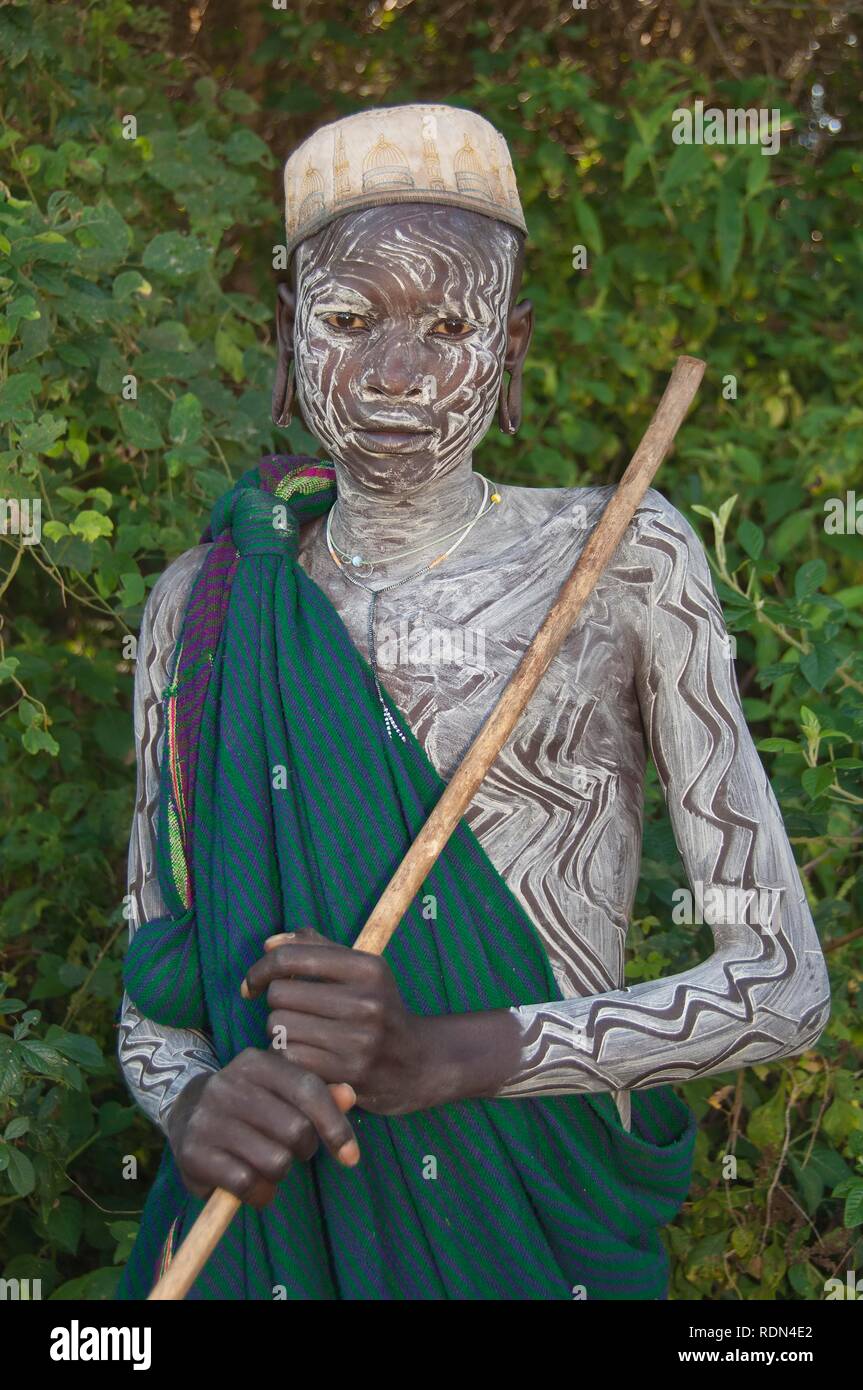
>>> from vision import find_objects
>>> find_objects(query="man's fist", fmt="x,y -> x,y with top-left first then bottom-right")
167,1047 -> 358,1209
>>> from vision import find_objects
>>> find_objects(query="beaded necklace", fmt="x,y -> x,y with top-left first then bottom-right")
325,474 -> 501,739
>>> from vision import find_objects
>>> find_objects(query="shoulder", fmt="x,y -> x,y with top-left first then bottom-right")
497,481 -> 707,565
137,545 -> 213,684
142,545 -> 212,636
624,487 -> 714,584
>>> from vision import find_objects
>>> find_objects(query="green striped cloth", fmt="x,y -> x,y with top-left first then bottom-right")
118,460 -> 695,1300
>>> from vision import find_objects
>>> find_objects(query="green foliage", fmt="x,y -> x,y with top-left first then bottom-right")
1,1 -> 860,1299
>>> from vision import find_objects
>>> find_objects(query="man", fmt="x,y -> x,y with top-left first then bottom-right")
117,105 -> 829,1299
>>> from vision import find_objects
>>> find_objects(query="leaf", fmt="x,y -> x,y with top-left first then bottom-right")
17,699 -> 39,729
842,1182 -> 863,1228
44,1026 -> 103,1071
772,510 -> 812,558
107,1220 -> 139,1263
142,231 -> 209,280
169,392 -> 204,446
801,765 -> 835,798
717,494 -> 738,532
41,1195 -> 83,1255
795,559 -> 827,599
0,1040 -> 24,1102
747,1088 -> 786,1151
120,407 -> 163,451
716,179 -> 744,289
112,270 -> 151,302
788,1154 -> 823,1215
69,509 -> 113,543
622,143 -> 651,190
67,438 -> 89,468
822,1099 -> 859,1142
117,572 -> 145,608
0,371 -> 41,419
5,1146 -> 35,1196
800,644 -> 839,693
224,129 -> 271,165
3,1117 -> 29,1141
97,1101 -> 135,1137
799,705 -> 820,734
737,519 -> 764,561
572,194 -> 604,254
215,327 -> 244,383
808,1146 -> 852,1187
50,1267 -> 120,1301
17,412 -> 66,453
17,1040 -> 73,1082
757,738 -> 800,753
21,724 -> 60,756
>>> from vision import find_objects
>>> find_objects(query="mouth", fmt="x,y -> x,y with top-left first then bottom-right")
349,426 -> 436,456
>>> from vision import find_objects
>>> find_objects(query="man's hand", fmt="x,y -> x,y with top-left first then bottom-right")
241,927 -> 525,1115
242,928 -> 428,1115
166,1049 -> 359,1209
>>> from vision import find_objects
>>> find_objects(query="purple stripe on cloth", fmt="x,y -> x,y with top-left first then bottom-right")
172,455 -> 325,901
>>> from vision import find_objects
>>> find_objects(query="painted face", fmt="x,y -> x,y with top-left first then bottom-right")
291,204 -> 520,493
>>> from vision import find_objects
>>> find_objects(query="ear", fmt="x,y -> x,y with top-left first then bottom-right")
504,298 -> 534,375
499,298 -> 534,435
272,283 -> 297,428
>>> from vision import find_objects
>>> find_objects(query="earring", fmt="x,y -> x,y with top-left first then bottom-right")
272,357 -> 295,428
498,368 -> 522,435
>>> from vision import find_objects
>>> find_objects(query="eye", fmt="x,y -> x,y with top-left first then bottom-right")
321,312 -> 370,332
429,317 -> 475,339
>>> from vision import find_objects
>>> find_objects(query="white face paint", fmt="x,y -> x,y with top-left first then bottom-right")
291,204 -> 520,494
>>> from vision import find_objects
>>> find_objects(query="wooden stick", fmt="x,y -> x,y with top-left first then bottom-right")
148,354 -> 706,1300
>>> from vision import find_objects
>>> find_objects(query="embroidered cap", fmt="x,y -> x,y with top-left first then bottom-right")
283,104 -> 527,257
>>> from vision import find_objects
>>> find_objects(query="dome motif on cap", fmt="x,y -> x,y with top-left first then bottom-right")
454,135 -> 492,202
297,159 -> 326,225
362,134 -> 415,191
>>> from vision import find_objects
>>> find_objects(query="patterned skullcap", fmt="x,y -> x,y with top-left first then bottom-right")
283,104 -> 527,257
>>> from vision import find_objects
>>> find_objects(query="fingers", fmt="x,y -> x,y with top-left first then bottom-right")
175,1050 -> 361,1209
329,1081 -> 357,1113
181,1146 -> 277,1210
242,941 -> 384,1001
233,1050 -> 360,1165
266,979 -> 382,1021
269,1040 -> 355,1087
268,1008 -> 366,1053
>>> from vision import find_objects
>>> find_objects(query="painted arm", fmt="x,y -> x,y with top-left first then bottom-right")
117,546 -> 219,1134
494,493 -> 831,1098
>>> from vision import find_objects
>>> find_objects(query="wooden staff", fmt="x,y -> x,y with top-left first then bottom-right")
148,353 -> 706,1300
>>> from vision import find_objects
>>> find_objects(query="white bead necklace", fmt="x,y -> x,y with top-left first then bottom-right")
325,474 -> 501,740
327,473 -> 500,578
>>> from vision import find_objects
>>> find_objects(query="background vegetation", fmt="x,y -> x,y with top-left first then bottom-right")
0,0 -> 860,1300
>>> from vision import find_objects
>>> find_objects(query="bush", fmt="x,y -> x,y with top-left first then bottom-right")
0,0 -> 860,1299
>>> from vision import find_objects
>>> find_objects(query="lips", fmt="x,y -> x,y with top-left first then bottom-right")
350,426 -> 436,456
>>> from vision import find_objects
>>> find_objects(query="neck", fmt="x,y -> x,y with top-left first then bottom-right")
328,456 -> 482,567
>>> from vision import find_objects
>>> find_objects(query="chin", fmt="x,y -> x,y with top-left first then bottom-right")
335,448 -> 454,495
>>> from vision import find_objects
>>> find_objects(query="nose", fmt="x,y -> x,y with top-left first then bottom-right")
360,334 -> 426,401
